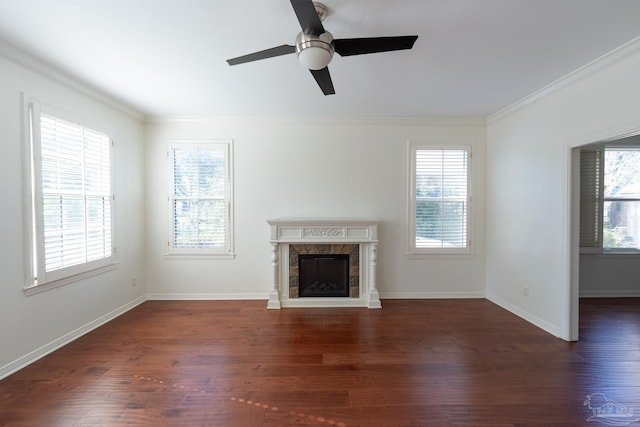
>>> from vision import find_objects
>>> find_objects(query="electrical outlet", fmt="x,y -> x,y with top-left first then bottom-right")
131,276 -> 137,286
523,287 -> 529,296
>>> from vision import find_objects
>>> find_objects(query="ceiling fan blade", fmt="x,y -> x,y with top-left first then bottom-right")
310,67 -> 335,95
334,35 -> 418,57
227,44 -> 296,66
290,0 -> 325,35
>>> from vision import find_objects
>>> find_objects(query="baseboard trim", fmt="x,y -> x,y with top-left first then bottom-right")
485,292 -> 560,338
580,290 -> 640,298
0,295 -> 146,380
380,291 -> 485,299
147,293 -> 268,300
149,292 -> 486,304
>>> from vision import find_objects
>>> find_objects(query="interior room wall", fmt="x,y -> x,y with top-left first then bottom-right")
579,255 -> 640,297
0,51 -> 147,378
145,117 -> 487,301
486,40 -> 640,339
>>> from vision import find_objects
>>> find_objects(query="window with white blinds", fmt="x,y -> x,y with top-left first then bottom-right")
581,146 -> 640,252
168,142 -> 233,256
409,144 -> 470,254
579,149 -> 603,249
26,102 -> 115,290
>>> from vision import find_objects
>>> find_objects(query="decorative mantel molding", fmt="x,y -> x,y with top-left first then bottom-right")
267,218 -> 381,309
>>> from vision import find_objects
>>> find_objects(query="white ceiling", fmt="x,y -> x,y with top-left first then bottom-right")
1,0 -> 640,118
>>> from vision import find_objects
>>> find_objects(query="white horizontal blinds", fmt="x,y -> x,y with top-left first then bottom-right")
172,146 -> 227,249
83,127 -> 112,261
415,148 -> 468,248
579,149 -> 602,248
603,148 -> 640,250
40,114 -> 112,272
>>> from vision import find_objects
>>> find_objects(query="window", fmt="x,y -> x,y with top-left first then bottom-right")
409,143 -> 471,254
25,101 -> 115,291
168,142 -> 233,257
580,146 -> 640,252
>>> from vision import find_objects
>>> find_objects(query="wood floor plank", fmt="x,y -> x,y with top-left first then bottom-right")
0,298 -> 638,426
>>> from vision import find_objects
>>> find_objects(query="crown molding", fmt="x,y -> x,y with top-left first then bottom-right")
488,35 -> 640,125
0,38 -> 144,122
145,115 -> 486,128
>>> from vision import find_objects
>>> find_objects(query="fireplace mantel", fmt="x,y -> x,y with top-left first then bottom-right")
267,218 -> 381,309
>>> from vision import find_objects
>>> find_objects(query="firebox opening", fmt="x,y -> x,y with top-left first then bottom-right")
298,254 -> 349,297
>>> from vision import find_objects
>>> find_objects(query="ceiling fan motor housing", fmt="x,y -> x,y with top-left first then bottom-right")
296,31 -> 334,70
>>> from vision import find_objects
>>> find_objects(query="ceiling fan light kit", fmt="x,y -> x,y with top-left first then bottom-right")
226,0 -> 418,95
296,31 -> 334,70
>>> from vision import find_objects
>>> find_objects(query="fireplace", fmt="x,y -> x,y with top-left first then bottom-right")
298,254 -> 349,297
267,218 -> 381,309
290,244 -> 359,298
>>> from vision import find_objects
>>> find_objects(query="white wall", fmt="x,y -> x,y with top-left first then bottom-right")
486,40 -> 640,339
145,118 -> 486,300
0,50 -> 146,378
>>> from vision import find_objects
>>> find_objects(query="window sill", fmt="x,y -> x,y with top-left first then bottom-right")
163,253 -> 236,261
23,263 -> 118,296
581,251 -> 640,259
405,252 -> 475,260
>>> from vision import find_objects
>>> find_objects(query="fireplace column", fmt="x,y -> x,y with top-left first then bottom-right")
368,243 -> 381,308
267,243 -> 281,309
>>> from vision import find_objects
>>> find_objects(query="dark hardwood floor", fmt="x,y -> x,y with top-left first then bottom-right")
1,298 -> 639,426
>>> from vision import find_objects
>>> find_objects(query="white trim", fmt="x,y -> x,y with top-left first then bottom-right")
145,115 -> 486,127
22,94 -> 37,294
166,140 -> 234,257
23,263 -> 118,296
404,253 -> 477,260
566,120 -> 640,342
267,219 -> 380,309
486,292 -> 561,338
162,254 -> 236,261
567,147 -> 581,342
23,96 -> 117,292
567,120 -> 640,149
380,291 -> 485,299
488,35 -> 640,125
147,293 -> 267,300
407,142 -> 473,255
0,296 -> 146,380
0,39 -> 143,121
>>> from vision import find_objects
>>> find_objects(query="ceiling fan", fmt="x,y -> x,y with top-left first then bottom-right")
226,0 -> 418,95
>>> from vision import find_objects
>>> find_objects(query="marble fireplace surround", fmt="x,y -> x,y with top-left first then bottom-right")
267,218 -> 381,309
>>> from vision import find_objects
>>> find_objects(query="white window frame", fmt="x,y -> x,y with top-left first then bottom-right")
408,142 -> 472,256
581,145 -> 640,255
23,97 -> 116,294
166,141 -> 234,259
